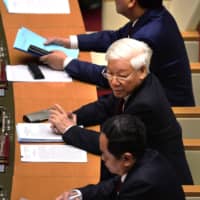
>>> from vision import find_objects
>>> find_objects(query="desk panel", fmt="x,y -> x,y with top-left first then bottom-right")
13,82 -> 100,179
11,176 -> 98,200
0,0 -> 101,198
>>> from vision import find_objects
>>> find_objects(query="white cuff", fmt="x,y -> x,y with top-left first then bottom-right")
63,125 -> 76,133
69,189 -> 82,200
69,35 -> 78,49
63,57 -> 74,69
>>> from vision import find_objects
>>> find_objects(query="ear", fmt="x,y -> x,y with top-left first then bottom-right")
128,0 -> 136,8
121,152 -> 135,167
138,65 -> 148,80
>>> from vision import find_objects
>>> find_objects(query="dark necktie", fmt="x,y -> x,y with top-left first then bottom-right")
115,177 -> 122,193
117,98 -> 125,114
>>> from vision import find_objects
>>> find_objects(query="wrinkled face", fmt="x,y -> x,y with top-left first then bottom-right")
107,58 -> 144,98
100,134 -> 124,175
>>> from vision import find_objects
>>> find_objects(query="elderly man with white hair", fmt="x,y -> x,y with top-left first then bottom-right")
49,38 -> 193,185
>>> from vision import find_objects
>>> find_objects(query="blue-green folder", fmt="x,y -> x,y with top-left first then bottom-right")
13,27 -> 79,58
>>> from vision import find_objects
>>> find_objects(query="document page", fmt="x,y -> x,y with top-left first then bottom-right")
3,0 -> 70,14
16,123 -> 63,142
6,65 -> 72,82
20,144 -> 87,162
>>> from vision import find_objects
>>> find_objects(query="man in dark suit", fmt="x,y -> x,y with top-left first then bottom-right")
40,0 -> 195,106
49,38 -> 193,185
55,114 -> 186,200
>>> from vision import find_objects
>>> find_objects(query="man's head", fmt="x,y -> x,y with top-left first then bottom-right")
115,0 -> 163,19
103,38 -> 152,98
100,114 -> 146,176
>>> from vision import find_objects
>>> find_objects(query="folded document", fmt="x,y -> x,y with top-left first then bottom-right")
16,123 -> 63,142
13,27 -> 79,58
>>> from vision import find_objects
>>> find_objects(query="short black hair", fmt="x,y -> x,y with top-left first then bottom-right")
101,114 -> 146,160
137,0 -> 163,9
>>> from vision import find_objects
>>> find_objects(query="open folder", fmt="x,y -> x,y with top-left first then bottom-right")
13,27 -> 79,58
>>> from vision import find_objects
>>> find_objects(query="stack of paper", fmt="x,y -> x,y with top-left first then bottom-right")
16,123 -> 88,162
16,123 -> 63,142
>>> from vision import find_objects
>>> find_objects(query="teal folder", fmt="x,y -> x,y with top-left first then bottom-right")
13,27 -> 79,58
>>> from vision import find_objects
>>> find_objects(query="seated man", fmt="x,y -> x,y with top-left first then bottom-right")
40,0 -> 195,106
55,114 -> 186,200
49,38 -> 193,185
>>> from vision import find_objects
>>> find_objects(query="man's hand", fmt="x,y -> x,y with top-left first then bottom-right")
44,37 -> 71,48
55,191 -> 70,200
40,50 -> 67,70
56,190 -> 82,200
49,104 -> 77,134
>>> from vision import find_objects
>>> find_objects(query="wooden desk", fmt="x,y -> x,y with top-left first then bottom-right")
11,82 -> 100,200
0,0 -> 84,30
0,1 -> 100,199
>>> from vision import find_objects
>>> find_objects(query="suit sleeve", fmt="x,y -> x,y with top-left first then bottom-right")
62,95 -> 117,155
79,177 -> 118,200
65,23 -> 131,87
119,181 -> 155,200
74,94 -> 117,126
62,126 -> 101,155
65,59 -> 110,88
77,24 -> 131,52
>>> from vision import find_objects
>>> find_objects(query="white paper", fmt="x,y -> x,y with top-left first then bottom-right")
16,123 -> 63,142
20,144 -> 87,162
3,0 -> 70,14
6,65 -> 72,82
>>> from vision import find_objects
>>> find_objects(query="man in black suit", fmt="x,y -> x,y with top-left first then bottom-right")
49,38 -> 193,185
55,114 -> 185,200
40,0 -> 195,106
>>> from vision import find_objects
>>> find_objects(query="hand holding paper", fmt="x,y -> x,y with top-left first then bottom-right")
13,27 -> 79,58
44,37 -> 71,48
39,50 -> 68,71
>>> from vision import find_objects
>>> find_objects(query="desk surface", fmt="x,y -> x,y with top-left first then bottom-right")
13,82 -> 100,178
0,0 -> 100,199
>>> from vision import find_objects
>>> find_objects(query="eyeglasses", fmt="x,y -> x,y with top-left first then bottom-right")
101,68 -> 135,82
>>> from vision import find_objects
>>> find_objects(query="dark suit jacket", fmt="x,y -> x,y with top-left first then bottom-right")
65,6 -> 195,106
79,149 -> 185,200
63,73 -> 193,184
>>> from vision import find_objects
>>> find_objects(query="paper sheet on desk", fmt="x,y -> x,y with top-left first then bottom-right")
3,0 -> 70,14
16,123 -> 63,143
6,65 -> 72,82
20,144 -> 87,162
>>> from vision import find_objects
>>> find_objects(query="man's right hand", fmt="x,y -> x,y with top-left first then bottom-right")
40,50 -> 67,70
44,37 -> 71,48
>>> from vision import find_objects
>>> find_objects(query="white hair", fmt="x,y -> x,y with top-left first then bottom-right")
105,38 -> 152,72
